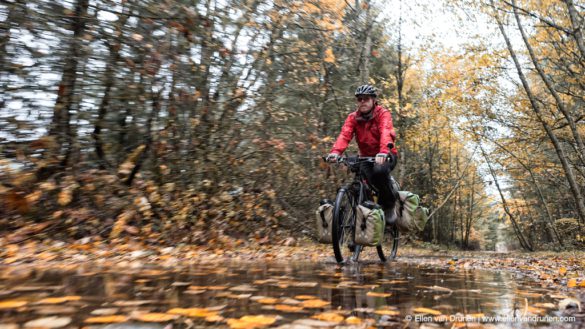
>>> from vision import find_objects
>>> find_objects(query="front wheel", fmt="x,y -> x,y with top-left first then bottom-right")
332,188 -> 355,264
377,223 -> 399,262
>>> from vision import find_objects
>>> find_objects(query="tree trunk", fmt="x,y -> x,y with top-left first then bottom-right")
358,0 -> 372,83
479,141 -> 533,251
564,0 -> 585,62
93,8 -> 129,169
493,1 -> 585,225
49,0 -> 89,167
512,0 -> 585,167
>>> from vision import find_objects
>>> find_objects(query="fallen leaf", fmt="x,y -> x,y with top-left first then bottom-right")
134,313 -> 178,322
229,285 -> 257,292
534,303 -> 556,309
567,278 -> 577,288
0,300 -> 27,309
227,315 -> 277,328
205,314 -> 225,322
274,304 -> 304,312
345,316 -> 362,324
24,317 -> 71,328
295,295 -> 317,300
34,306 -> 77,315
84,315 -> 128,323
559,267 -> 567,276
374,309 -> 400,316
413,307 -> 442,315
366,292 -> 392,297
90,308 -> 119,316
37,296 -> 81,304
311,312 -> 344,323
301,299 -> 330,308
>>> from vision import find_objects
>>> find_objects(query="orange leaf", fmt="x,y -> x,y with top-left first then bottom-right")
374,309 -> 400,316
366,292 -> 392,297
0,300 -> 27,309
413,307 -> 442,315
295,295 -> 317,300
134,313 -> 178,322
311,312 -> 344,323
227,315 -> 277,329
274,304 -> 304,312
301,299 -> 330,308
568,278 -> 577,288
37,296 -> 81,304
345,316 -> 363,324
559,267 -> 567,276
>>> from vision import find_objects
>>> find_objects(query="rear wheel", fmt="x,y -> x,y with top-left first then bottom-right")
332,188 -> 356,264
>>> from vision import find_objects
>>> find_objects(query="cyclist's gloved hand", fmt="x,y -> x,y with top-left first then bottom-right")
375,153 -> 388,165
326,153 -> 340,163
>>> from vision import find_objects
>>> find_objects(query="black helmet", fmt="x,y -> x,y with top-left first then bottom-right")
355,84 -> 377,97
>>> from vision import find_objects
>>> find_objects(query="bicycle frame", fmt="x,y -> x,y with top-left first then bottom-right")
336,157 -> 378,262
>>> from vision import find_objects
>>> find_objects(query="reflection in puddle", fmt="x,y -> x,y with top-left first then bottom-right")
0,261 -> 582,328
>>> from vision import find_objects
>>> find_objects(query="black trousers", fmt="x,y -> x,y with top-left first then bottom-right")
360,154 -> 398,211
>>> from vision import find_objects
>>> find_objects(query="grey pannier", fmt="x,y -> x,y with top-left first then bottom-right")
315,199 -> 334,243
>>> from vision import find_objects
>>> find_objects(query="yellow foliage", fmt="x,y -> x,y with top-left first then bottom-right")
323,48 -> 336,63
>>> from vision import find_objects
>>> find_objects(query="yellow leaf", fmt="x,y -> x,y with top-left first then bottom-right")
413,307 -> 442,315
274,304 -> 304,312
345,316 -> 362,324
205,315 -> 225,322
568,278 -> 577,288
559,267 -> 567,276
37,296 -> 81,304
134,313 -> 178,322
227,315 -> 277,328
374,309 -> 400,316
295,295 -> 317,300
366,292 -> 392,297
300,299 -> 331,308
0,300 -> 27,309
84,316 -> 128,323
311,312 -> 344,323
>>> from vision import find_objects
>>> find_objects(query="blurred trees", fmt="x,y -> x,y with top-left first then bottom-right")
0,0 -> 583,250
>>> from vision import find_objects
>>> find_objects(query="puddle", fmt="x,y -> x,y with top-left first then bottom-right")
0,261 -> 582,328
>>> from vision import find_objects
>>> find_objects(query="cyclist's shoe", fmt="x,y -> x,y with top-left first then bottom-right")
348,242 -> 356,252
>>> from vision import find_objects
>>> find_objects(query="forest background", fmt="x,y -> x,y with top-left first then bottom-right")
0,0 -> 584,252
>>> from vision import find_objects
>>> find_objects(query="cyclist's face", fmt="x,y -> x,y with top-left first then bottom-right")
356,96 -> 374,112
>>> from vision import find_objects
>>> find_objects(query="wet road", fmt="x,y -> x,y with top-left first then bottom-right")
0,260 -> 582,328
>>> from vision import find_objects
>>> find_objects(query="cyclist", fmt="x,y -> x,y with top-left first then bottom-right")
326,84 -> 398,223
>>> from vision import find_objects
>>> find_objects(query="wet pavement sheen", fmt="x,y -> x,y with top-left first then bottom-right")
0,260 -> 583,328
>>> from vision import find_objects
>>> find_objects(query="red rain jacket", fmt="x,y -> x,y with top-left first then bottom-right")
330,105 -> 397,156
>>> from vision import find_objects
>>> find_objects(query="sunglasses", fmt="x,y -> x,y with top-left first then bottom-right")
356,96 -> 371,102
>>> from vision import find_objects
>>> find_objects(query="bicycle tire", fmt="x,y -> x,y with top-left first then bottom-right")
332,188 -> 355,264
377,223 -> 399,261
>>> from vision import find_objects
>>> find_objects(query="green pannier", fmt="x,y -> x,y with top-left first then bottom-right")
355,202 -> 386,246
315,200 -> 334,243
396,191 -> 429,232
